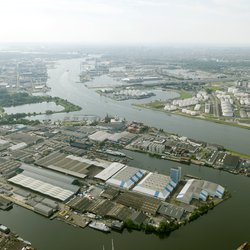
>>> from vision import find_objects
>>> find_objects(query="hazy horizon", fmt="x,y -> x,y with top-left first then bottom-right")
0,0 -> 250,46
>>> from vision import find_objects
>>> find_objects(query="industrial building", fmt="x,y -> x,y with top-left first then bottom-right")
158,202 -> 184,220
170,167 -> 182,184
148,143 -> 165,154
116,191 -> 161,215
8,164 -> 79,202
106,166 -> 147,190
40,198 -> 59,209
221,99 -> 234,117
0,159 -> 21,178
6,132 -> 43,146
35,152 -> 108,179
88,131 -> 110,142
130,211 -> 149,225
0,139 -> 10,151
106,204 -> 132,222
34,203 -> 54,217
108,131 -> 136,144
10,149 -> 34,162
13,188 -> 30,198
94,162 -> 125,181
222,154 -> 240,170
67,196 -> 94,213
176,179 -> 225,204
88,130 -> 136,144
68,196 -> 116,217
9,142 -> 27,151
133,172 -> 177,200
0,197 -> 13,210
101,186 -> 120,200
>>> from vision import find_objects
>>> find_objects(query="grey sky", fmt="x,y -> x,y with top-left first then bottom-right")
0,0 -> 249,45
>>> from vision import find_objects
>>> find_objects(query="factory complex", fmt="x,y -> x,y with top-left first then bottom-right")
0,121 -> 227,234
1,151 -> 225,226
133,172 -> 176,200
176,179 -> 225,204
8,164 -> 79,202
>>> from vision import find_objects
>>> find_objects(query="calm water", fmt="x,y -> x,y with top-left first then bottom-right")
4,102 -> 64,115
0,151 -> 249,250
28,58 -> 250,155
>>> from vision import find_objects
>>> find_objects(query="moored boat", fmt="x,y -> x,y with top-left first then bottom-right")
89,221 -> 111,232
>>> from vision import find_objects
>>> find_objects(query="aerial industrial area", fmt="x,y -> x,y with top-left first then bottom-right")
0,57 -> 49,93
0,46 -> 249,250
0,114 -> 244,238
1,0 -> 250,247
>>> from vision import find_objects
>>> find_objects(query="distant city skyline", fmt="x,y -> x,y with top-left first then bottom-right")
0,0 -> 250,45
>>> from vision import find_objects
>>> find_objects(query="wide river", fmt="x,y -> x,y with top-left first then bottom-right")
1,58 -> 249,250
29,58 -> 250,155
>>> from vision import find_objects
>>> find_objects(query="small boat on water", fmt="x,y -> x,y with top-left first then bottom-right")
89,221 -> 111,232
105,149 -> 126,157
0,224 -> 10,234
0,197 -> 13,211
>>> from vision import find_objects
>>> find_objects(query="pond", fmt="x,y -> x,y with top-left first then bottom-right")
4,102 -> 64,115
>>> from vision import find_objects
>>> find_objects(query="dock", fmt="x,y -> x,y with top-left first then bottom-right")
184,174 -> 201,180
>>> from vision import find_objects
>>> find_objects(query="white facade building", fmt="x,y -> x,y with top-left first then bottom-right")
176,179 -> 225,204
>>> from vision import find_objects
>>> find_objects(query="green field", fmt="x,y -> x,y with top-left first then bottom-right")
176,89 -> 193,99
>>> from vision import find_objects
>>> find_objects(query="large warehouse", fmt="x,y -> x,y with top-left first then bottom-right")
8,164 -> 79,202
88,131 -> 110,142
94,162 -> 125,181
133,172 -> 177,200
88,130 -> 136,144
35,152 -> 108,179
176,179 -> 225,204
106,166 -> 147,190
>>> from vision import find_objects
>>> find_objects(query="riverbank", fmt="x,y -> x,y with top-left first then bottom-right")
227,150 -> 250,160
0,149 -> 249,250
0,227 -> 35,250
126,146 -> 250,178
133,103 -> 250,130
0,119 -> 232,243
27,58 -> 250,156
124,191 -> 230,237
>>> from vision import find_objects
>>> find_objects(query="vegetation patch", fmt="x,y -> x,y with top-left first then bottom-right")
188,202 -> 215,222
0,90 -> 82,125
124,219 -> 180,237
0,90 -> 81,112
0,113 -> 40,126
176,89 -> 193,99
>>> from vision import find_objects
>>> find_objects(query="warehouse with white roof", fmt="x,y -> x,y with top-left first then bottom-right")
89,130 -> 136,144
106,166 -> 147,190
133,172 -> 177,200
8,164 -> 79,202
176,179 -> 225,204
94,162 -> 125,181
88,131 -> 110,142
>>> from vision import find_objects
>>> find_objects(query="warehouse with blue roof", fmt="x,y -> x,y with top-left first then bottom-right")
176,179 -> 225,204
133,172 -> 177,200
106,166 -> 147,190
